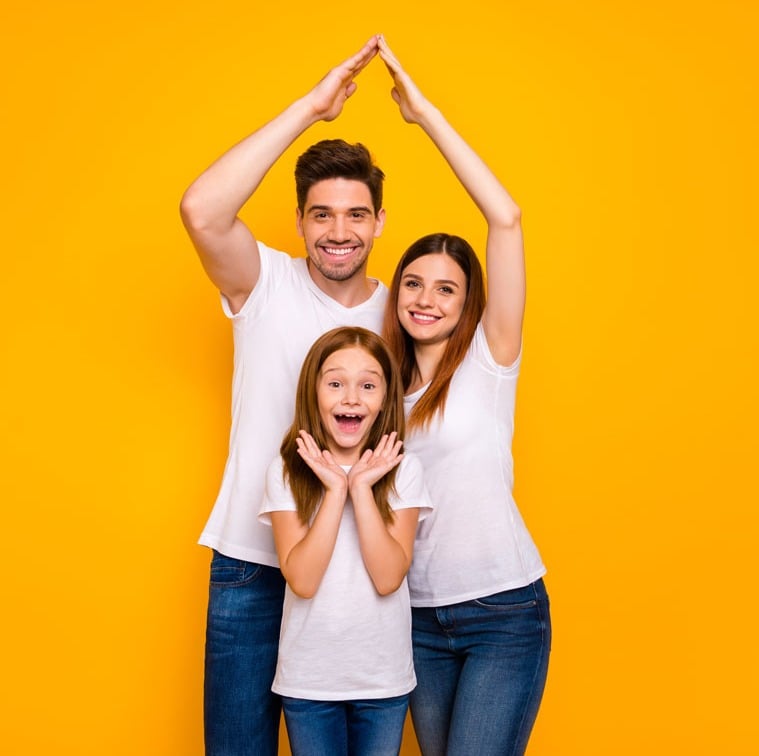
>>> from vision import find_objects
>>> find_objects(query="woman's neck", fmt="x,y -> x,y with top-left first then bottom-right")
408,341 -> 447,393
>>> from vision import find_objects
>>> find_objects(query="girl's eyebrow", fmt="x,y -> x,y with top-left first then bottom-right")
322,367 -> 383,377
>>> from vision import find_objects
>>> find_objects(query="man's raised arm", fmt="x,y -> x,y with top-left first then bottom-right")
180,36 -> 379,313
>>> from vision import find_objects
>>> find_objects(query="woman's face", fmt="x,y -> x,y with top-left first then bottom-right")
397,253 -> 468,346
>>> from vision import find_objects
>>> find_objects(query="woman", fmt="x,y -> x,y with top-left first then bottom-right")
379,37 -> 551,756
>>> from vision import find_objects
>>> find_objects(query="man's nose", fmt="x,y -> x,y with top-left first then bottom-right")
329,215 -> 348,241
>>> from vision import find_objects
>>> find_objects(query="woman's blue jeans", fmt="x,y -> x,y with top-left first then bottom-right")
203,551 -> 286,756
281,694 -> 410,756
409,579 -> 551,756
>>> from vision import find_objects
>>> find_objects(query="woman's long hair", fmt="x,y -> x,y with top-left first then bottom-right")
281,327 -> 406,524
382,233 -> 485,430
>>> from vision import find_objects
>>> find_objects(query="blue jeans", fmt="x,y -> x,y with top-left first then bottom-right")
409,579 -> 551,756
204,551 -> 286,756
281,695 -> 409,756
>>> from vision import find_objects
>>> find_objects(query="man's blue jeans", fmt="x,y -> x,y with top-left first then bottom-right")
203,551 -> 286,756
281,694 -> 410,756
409,578 -> 551,756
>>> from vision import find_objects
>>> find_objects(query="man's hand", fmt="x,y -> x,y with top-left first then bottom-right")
306,35 -> 380,122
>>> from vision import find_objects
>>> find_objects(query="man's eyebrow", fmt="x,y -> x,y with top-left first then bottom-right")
306,204 -> 373,214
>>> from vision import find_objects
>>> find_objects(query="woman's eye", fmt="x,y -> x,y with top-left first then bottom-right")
440,286 -> 453,294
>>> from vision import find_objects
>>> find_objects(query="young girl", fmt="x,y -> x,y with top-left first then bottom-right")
378,37 -> 551,756
259,326 -> 430,756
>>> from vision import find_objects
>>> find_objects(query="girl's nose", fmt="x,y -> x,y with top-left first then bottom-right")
342,385 -> 360,404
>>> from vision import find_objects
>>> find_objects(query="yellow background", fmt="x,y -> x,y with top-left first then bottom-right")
2,1 -> 757,754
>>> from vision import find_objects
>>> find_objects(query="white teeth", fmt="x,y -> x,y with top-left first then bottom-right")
323,247 -> 354,256
412,312 -> 438,322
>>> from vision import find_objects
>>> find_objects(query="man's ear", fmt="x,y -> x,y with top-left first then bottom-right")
295,207 -> 304,237
374,208 -> 387,238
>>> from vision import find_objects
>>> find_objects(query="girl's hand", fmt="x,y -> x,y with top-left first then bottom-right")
377,35 -> 432,124
296,430 -> 348,493
348,432 -> 404,491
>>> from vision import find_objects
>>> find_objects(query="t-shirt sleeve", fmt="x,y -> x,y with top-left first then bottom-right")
471,321 -> 521,376
259,455 -> 298,526
220,242 -> 289,320
391,453 -> 433,521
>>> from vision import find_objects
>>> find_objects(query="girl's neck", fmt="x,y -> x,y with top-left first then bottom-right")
327,444 -> 359,467
408,341 -> 447,393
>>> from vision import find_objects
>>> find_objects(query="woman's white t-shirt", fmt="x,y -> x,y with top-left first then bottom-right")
405,323 -> 546,607
260,453 -> 431,700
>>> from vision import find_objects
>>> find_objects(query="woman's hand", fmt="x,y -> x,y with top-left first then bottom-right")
378,35 -> 433,124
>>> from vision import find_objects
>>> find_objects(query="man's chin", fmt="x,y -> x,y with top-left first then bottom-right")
309,258 -> 367,283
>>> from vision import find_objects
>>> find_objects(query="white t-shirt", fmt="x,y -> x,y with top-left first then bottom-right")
260,454 -> 432,700
198,243 -> 389,566
405,323 -> 546,607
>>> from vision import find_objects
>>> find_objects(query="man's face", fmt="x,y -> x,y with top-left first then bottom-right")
296,178 -> 385,285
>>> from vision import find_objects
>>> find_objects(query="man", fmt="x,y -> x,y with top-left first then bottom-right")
180,36 -> 387,756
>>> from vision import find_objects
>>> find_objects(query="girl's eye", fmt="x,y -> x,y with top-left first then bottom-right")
362,383 -> 376,390
404,280 -> 420,289
327,381 -> 341,388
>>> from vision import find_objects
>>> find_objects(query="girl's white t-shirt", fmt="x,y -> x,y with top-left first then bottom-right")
404,323 -> 546,607
259,453 -> 431,700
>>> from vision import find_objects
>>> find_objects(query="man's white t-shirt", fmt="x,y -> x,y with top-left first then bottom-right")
260,454 -> 431,700
198,243 -> 389,566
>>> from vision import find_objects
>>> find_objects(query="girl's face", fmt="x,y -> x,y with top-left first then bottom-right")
317,345 -> 387,465
397,253 -> 467,347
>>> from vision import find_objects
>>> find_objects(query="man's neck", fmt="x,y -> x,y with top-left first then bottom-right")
307,261 -> 377,308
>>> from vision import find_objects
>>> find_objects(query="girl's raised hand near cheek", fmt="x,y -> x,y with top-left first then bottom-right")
348,432 -> 404,491
296,430 -> 348,494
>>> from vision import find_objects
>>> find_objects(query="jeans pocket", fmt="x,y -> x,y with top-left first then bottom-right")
471,584 -> 540,612
209,551 -> 264,587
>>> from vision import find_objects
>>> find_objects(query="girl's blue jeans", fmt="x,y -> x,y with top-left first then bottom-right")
281,694 -> 410,756
409,578 -> 551,756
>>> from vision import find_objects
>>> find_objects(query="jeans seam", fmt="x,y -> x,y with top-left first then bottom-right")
507,591 -> 549,756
